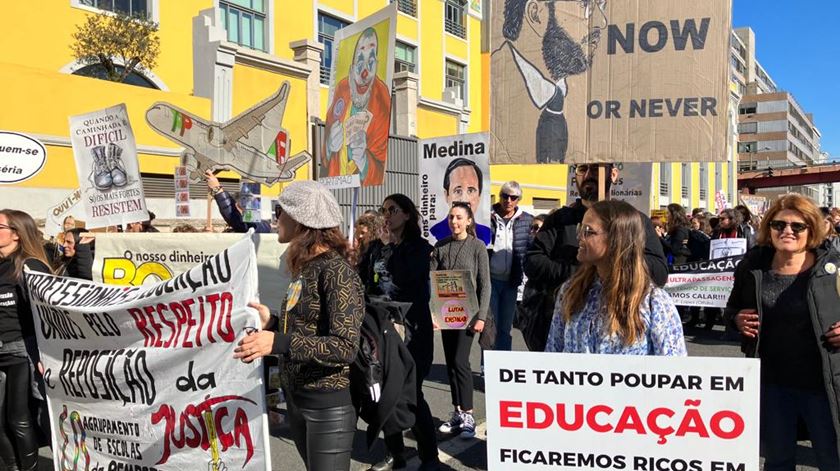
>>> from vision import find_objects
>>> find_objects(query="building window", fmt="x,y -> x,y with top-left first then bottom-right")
738,122 -> 757,134
219,0 -> 267,51
78,0 -> 150,17
391,0 -> 417,17
444,0 -> 467,39
715,163 -> 723,191
659,163 -> 670,196
699,163 -> 708,201
681,163 -> 690,199
72,64 -> 158,89
318,13 -> 350,85
445,60 -> 466,104
738,142 -> 757,153
395,41 -> 416,73
739,104 -> 757,115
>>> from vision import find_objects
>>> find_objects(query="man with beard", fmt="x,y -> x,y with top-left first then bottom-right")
322,27 -> 390,186
519,163 -> 668,351
496,0 -> 607,163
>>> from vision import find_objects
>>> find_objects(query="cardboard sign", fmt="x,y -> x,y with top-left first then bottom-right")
70,104 -> 149,229
174,165 -> 190,218
44,188 -> 84,238
0,130 -> 46,183
490,1 -> 731,164
485,351 -> 760,471
418,132 -> 493,245
567,163 -> 652,215
27,236 -> 270,470
430,270 -> 479,330
710,238 -> 746,260
320,4 -> 397,189
665,255 -> 742,308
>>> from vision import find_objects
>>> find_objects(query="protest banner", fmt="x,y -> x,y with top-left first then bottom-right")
665,255 -> 742,308
490,0 -> 731,164
430,270 -> 479,330
0,130 -> 46,183
44,188 -> 85,238
715,190 -> 729,212
174,165 -> 191,218
485,351 -> 760,471
567,163 -> 652,215
240,182 -> 262,223
92,233 -> 289,308
738,194 -> 768,217
418,132 -> 493,245
319,4 -> 397,189
70,104 -> 149,229
27,236 -> 271,470
710,238 -> 747,259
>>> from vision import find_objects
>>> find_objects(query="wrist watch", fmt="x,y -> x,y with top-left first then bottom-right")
210,186 -> 224,196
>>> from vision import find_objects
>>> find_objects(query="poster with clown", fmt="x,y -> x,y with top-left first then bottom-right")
319,4 -> 397,189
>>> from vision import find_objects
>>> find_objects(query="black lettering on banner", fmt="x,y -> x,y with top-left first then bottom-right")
500,368 -> 527,383
608,18 -> 711,55
176,360 -> 217,392
58,348 -> 156,406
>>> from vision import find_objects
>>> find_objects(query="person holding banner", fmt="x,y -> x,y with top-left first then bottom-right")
726,194 -> 840,470
431,202 -> 491,439
0,209 -> 52,471
545,200 -> 686,356
234,181 -> 364,471
205,170 -> 272,233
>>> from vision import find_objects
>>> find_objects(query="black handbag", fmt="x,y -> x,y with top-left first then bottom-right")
515,284 -> 558,352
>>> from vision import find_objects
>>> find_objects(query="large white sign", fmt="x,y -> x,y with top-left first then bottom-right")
70,103 -> 149,229
665,256 -> 742,308
0,131 -> 47,183
567,163 -> 652,215
710,238 -> 747,260
485,351 -> 760,471
27,236 -> 270,470
418,132 -> 492,246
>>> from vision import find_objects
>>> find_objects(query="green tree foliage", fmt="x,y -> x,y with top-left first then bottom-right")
70,12 -> 160,83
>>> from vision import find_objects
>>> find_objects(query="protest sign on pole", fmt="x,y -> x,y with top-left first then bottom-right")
738,194 -> 767,217
567,163 -> 652,215
418,132 -> 492,245
174,166 -> 191,218
27,236 -> 270,470
70,103 -> 150,229
665,255 -> 742,308
490,0 -> 731,164
0,130 -> 47,183
430,270 -> 479,330
710,238 -> 747,260
91,233 -> 289,309
44,188 -> 85,238
319,3 -> 397,189
485,351 -> 760,471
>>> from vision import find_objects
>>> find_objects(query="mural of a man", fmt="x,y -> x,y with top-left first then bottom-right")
495,0 -> 608,163
322,27 -> 391,186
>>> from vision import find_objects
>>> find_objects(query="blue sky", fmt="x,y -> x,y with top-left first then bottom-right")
733,1 -> 840,158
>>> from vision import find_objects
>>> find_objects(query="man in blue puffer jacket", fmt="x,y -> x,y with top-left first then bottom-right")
205,170 -> 272,233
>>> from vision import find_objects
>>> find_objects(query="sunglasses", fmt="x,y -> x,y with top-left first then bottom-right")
274,205 -> 283,219
379,206 -> 401,216
500,193 -> 520,201
529,224 -> 541,232
769,220 -> 808,234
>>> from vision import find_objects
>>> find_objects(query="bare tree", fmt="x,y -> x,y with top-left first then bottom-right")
70,12 -> 161,84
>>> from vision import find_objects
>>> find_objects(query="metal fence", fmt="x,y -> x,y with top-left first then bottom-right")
312,121 -> 419,229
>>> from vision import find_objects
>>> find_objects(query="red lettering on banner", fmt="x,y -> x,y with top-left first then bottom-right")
126,293 -> 236,349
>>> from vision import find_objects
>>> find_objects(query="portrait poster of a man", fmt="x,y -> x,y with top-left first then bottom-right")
320,4 -> 397,189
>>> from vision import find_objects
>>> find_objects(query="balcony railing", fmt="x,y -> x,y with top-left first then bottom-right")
394,0 -> 417,16
444,1 -> 466,38
659,182 -> 669,196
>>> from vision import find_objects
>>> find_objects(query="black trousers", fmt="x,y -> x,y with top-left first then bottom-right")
0,361 -> 38,471
287,395 -> 356,471
383,332 -> 439,463
441,329 -> 475,411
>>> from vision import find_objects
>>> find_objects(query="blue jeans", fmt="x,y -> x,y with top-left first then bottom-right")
760,383 -> 840,471
490,278 -> 519,351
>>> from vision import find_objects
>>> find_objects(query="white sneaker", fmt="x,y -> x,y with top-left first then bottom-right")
438,409 -> 462,433
459,412 -> 476,439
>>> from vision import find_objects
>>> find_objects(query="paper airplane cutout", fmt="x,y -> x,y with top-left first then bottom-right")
145,82 -> 309,186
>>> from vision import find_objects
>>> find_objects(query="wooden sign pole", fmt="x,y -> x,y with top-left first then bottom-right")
597,165 -> 607,201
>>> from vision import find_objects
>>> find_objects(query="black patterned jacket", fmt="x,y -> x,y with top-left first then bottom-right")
275,251 -> 365,408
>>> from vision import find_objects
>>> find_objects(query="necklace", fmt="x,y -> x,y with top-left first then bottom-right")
446,236 -> 469,270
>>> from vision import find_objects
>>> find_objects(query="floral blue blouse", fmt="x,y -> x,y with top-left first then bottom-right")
545,278 -> 687,356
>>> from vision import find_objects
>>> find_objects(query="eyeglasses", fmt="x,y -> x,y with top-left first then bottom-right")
577,225 -> 603,239
529,224 -> 541,232
500,193 -> 520,201
769,220 -> 809,234
0,224 -> 14,232
378,206 -> 401,216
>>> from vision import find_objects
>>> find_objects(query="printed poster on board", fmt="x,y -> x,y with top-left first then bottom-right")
665,255 -> 742,308
26,236 -> 270,470
70,103 -> 149,229
567,163 -> 652,215
490,0 -> 731,164
430,270 -> 479,330
485,351 -> 760,471
710,238 -> 747,260
0,131 -> 47,184
418,132 -> 492,246
320,4 -> 397,189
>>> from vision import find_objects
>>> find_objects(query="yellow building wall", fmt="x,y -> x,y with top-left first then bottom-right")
489,165 -> 569,207
416,108 -> 458,138
418,1 -> 444,100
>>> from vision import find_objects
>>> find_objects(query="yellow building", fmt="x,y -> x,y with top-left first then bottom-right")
0,0 -> 736,223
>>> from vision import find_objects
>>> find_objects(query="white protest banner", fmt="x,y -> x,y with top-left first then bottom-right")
70,103 -> 149,229
665,255 -> 742,308
710,238 -> 747,260
45,188 -> 85,238
430,270 -> 479,330
567,163 -> 652,215
485,351 -> 760,471
27,236 -> 270,470
418,132 -> 492,246
92,233 -> 289,309
0,130 -> 47,183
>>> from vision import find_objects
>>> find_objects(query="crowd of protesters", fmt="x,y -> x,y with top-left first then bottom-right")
3,165 -> 840,470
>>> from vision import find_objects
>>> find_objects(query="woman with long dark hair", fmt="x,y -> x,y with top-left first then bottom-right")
662,203 -> 691,266
234,181 -> 364,471
545,200 -> 686,355
431,202 -> 490,439
358,193 -> 440,470
0,209 -> 52,471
